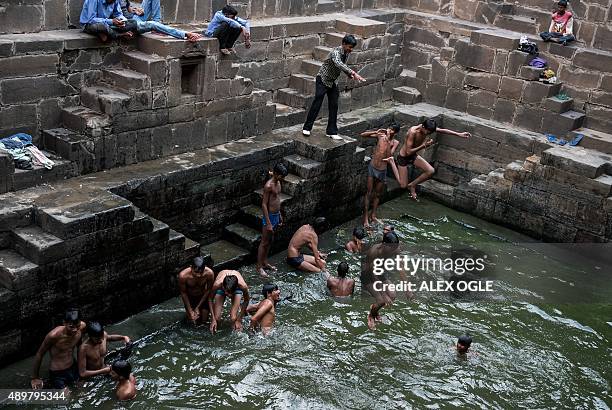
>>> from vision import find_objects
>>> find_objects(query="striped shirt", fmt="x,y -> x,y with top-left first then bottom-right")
318,46 -> 354,88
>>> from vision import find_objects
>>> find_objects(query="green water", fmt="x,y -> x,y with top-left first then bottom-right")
1,195 -> 611,409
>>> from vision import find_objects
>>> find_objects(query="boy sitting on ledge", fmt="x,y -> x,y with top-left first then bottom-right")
540,0 -> 575,46
205,5 -> 251,55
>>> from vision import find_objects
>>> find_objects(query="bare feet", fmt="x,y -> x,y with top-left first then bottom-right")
257,267 -> 269,278
408,185 -> 418,201
220,48 -> 231,55
119,31 -> 134,39
186,32 -> 202,42
98,33 -> 109,42
363,215 -> 370,227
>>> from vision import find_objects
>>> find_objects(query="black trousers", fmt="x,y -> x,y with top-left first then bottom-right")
83,20 -> 137,39
214,21 -> 241,49
303,75 -> 339,135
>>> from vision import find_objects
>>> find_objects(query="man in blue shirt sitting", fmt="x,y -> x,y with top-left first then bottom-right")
120,0 -> 202,42
120,0 -> 161,23
80,0 -> 137,42
204,5 -> 251,55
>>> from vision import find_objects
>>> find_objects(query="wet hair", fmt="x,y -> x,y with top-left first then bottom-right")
192,256 -> 205,273
352,227 -> 365,240
383,225 -> 394,232
222,5 -> 238,16
223,275 -> 238,293
111,360 -> 132,379
390,123 -> 401,133
337,262 -> 349,278
273,163 -> 288,177
86,321 -> 104,338
458,334 -> 472,347
421,118 -> 438,133
262,283 -> 279,298
558,0 -> 567,6
312,217 -> 328,235
383,231 -> 399,244
64,309 -> 80,324
342,34 -> 357,47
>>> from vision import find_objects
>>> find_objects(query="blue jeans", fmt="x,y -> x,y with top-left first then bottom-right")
132,0 -> 161,22
136,20 -> 186,39
540,31 -> 575,44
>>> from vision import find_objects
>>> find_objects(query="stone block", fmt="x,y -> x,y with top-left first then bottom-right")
0,4 -> 43,33
113,109 -> 169,133
431,57 -> 448,85
445,88 -> 469,112
519,66 -> 543,81
593,27 -> 612,52
573,48 -> 612,73
392,86 -> 422,105
283,35 -> 320,57
416,64 -> 432,82
541,146 -> 609,178
0,76 -> 75,105
558,65 -> 600,89
0,54 -> 59,78
465,72 -> 501,92
590,91 -> 612,108
121,51 -> 167,87
505,50 -> 532,76
466,103 -> 493,120
454,39 -> 495,72
424,83 -> 447,106
543,96 -> 574,113
336,18 -> 387,38
513,105 -> 544,132
470,29 -> 521,50
522,81 -> 560,104
207,112 -> 228,146
405,27 -> 445,48
493,98 -> 516,124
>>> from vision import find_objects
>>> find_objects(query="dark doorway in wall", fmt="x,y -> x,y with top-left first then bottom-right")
181,58 -> 204,95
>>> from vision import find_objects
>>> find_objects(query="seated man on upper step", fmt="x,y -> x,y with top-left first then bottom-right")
204,5 -> 251,55
386,118 -> 470,201
80,0 -> 137,41
540,0 -> 575,46
120,0 -> 202,41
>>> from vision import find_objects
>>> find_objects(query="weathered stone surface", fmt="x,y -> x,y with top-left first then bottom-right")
573,48 -> 612,73
0,54 -> 59,78
505,50 -> 532,76
541,146 -> 610,178
1,76 -> 75,104
445,88 -> 469,112
493,98 -> 516,123
455,39 -> 496,72
465,72 -> 500,92
522,81 -> 560,104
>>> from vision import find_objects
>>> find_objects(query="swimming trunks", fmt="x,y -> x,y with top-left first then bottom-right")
286,254 -> 305,268
368,162 -> 386,182
262,212 -> 281,228
215,289 -> 244,297
396,153 -> 417,167
49,361 -> 79,389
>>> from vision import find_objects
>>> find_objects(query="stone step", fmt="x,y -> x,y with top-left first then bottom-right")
541,146 -> 611,179
239,204 -> 263,230
102,67 -> 151,90
0,249 -> 39,292
42,128 -> 89,163
253,188 -> 293,207
335,17 -> 387,38
80,86 -> 130,116
35,193 -> 135,239
282,154 -> 324,179
470,28 -> 524,50
222,223 -> 261,253
281,173 -> 307,196
275,88 -> 314,110
313,45 -> 333,61
121,50 -> 167,87
288,73 -> 316,94
273,103 -> 306,129
399,68 -> 420,90
570,128 -> 612,155
12,157 -> 78,192
136,32 -> 217,58
494,15 -> 538,35
541,110 -> 586,137
301,59 -> 323,77
200,240 -> 250,272
62,106 -> 112,137
291,130 -> 358,162
543,96 -> 574,113
12,225 -> 64,265
518,65 -> 544,81
316,0 -> 339,14
392,86 -> 422,105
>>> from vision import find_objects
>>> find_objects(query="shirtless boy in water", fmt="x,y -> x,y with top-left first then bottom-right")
361,124 -> 400,227
178,257 -> 215,325
248,284 -> 281,335
31,309 -> 86,390
388,118 -> 470,200
257,163 -> 288,277
210,270 -> 250,333
78,322 -> 130,379
327,262 -> 355,297
345,226 -> 365,253
286,217 -> 328,272
110,360 -> 137,400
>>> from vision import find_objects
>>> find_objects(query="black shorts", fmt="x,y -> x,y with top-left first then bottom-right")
49,362 -> 79,389
286,254 -> 305,268
396,153 -> 416,167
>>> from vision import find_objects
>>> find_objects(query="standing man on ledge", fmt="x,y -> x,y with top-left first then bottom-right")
302,34 -> 366,140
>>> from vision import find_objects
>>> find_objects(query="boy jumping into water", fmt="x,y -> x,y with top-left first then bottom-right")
178,257 -> 215,325
247,284 -> 281,335
388,118 -> 470,200
286,217 -> 329,272
31,309 -> 86,390
361,124 -> 400,227
78,322 -> 130,379
210,270 -> 250,333
257,163 -> 288,277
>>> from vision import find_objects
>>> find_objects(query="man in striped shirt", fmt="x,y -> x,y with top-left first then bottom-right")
302,34 -> 365,140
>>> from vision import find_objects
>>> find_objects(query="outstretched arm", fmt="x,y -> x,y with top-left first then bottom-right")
360,129 -> 386,138
437,128 -> 471,138
250,300 -> 273,329
107,333 -> 131,344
